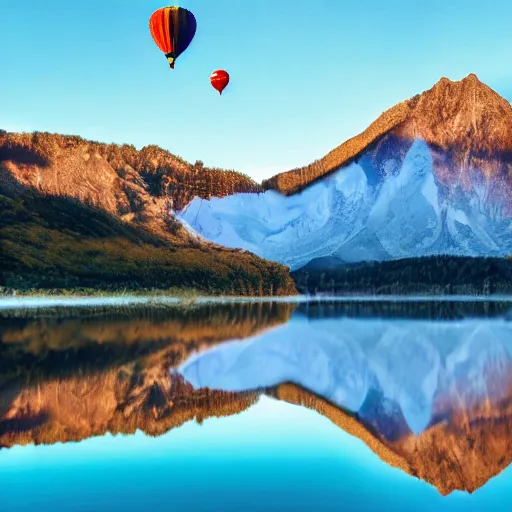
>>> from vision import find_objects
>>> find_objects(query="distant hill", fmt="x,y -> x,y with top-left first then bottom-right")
291,255 -> 512,295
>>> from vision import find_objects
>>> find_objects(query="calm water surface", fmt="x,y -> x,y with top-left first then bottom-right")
1,299 -> 512,511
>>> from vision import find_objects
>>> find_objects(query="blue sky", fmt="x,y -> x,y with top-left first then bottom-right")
1,0 -> 511,181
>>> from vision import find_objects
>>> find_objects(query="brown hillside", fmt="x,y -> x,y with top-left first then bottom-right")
0,130 -> 262,242
0,369 -> 259,448
262,74 -> 512,195
0,130 -> 261,208
0,131 -> 296,294
0,189 -> 296,295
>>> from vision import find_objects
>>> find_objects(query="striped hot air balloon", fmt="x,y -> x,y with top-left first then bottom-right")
149,6 -> 197,69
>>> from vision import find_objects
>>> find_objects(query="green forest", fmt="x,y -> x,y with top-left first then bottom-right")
291,255 -> 512,295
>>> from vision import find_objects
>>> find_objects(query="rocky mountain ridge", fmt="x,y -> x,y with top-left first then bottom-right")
0,130 -> 262,243
262,74 -> 512,197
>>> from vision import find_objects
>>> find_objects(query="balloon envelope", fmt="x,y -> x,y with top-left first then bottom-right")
210,70 -> 230,95
149,6 -> 196,69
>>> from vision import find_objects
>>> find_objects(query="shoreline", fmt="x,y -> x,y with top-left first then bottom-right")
3,293 -> 512,311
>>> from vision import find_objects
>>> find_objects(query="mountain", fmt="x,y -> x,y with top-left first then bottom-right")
4,75 -> 511,292
0,131 -> 295,294
262,73 -> 512,195
179,75 -> 512,272
0,130 -> 262,215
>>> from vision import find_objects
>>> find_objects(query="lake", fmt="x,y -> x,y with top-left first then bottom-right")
1,298 -> 512,511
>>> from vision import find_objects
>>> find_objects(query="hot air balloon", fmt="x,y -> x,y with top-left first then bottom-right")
149,6 -> 197,69
210,70 -> 230,95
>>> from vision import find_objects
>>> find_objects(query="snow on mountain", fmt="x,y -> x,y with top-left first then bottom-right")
178,316 -> 512,437
178,138 -> 512,270
365,139 -> 442,259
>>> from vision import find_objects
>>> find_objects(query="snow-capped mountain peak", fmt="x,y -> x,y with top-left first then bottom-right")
179,136 -> 512,270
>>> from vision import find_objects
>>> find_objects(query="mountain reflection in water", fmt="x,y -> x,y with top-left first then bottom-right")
1,299 -> 512,502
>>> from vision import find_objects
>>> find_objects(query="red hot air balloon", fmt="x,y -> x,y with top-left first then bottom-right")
210,70 -> 229,95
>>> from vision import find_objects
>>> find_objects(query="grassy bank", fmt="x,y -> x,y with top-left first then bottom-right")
0,285 -> 208,298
